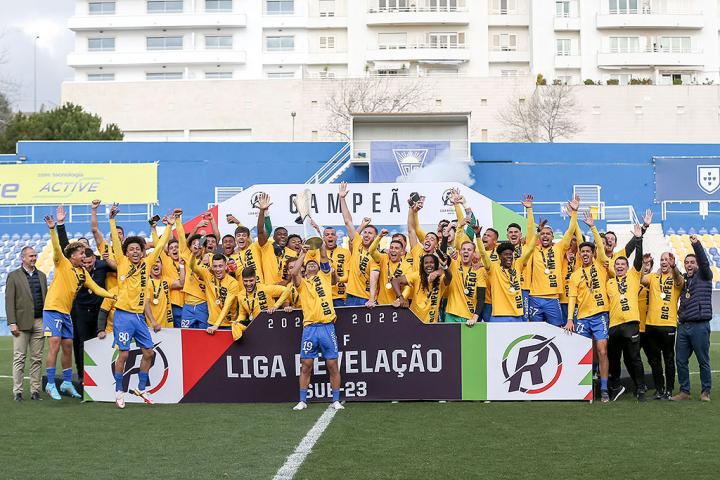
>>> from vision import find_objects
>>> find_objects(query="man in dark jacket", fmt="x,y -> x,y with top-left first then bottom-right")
672,235 -> 712,402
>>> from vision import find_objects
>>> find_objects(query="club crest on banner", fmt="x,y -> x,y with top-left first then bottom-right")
501,334 -> 563,395
697,165 -> 720,194
393,149 -> 428,176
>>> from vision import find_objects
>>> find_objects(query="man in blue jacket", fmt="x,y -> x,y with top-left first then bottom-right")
672,234 -> 712,402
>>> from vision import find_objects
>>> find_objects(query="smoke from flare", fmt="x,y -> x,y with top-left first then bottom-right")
396,149 -> 475,186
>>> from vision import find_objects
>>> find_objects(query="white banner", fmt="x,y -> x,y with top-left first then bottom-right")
486,323 -> 592,401
217,182 -> 492,237
84,329 -> 184,404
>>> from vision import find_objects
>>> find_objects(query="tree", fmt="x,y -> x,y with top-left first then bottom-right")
497,84 -> 583,143
0,102 -> 123,153
324,76 -> 432,140
0,91 -> 10,135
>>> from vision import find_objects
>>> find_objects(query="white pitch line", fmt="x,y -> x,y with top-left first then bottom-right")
0,375 -> 29,379
273,405 -> 338,480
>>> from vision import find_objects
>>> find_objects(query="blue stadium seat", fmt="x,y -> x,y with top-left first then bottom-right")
42,233 -> 50,240
677,228 -> 686,235
666,228 -> 675,235
712,227 -> 719,235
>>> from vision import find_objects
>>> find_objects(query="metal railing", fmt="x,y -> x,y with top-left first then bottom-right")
377,42 -> 468,50
604,205 -> 639,224
602,46 -> 702,54
305,142 -> 352,184
0,204 -> 154,225
368,5 -> 469,14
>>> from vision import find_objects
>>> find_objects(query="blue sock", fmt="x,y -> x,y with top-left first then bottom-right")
300,389 -> 308,403
138,371 -> 149,391
114,372 -> 124,392
600,378 -> 608,392
332,389 -> 340,402
47,367 -> 56,386
62,368 -> 72,383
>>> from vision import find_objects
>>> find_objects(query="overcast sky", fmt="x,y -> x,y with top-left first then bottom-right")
0,1 -> 75,112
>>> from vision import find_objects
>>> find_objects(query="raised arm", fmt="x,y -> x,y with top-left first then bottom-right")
518,227 -> 538,268
689,235 -> 713,281
671,254 -> 685,289
83,272 -> 116,300
338,182 -> 357,240
45,216 -> 62,266
632,224 -> 644,272
557,195 -> 580,251
582,210 -> 608,266
368,230 -> 385,263
108,204 -> 124,260
523,194 -> 535,247
290,247 -> 307,287
473,224 -> 492,271
147,214 -> 175,264
56,205 -> 70,251
391,275 -> 411,308
90,199 -> 105,248
256,193 -> 271,247
175,213 -> 190,256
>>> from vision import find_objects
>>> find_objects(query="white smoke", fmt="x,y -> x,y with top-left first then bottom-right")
396,148 -> 475,186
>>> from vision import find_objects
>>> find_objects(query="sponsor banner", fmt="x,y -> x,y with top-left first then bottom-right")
485,323 -> 593,401
83,329 -> 184,403
0,163 -> 158,205
217,182 -> 494,236
84,308 -> 591,403
654,156 -> 720,201
369,141 -> 450,183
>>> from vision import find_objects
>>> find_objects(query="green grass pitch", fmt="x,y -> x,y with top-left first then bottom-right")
3,335 -> 719,480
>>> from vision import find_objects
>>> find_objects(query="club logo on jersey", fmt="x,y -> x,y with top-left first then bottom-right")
393,149 -> 428,176
697,165 -> 720,194
250,191 -> 267,209
111,342 -> 169,394
502,334 -> 562,394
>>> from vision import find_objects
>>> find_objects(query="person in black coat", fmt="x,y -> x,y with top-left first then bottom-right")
672,234 -> 713,402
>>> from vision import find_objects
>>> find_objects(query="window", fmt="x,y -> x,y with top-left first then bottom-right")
146,72 -> 184,80
205,35 -> 233,49
610,73 -> 632,85
88,38 -> 115,52
659,36 -> 691,53
556,39 -> 571,56
89,1 -> 116,15
147,36 -> 183,50
205,0 -> 232,11
609,0 -> 638,14
493,34 -> 517,51
555,0 -> 570,17
267,72 -> 296,78
266,0 -> 294,14
88,73 -> 115,81
378,33 -> 407,49
147,1 -> 184,13
430,0 -> 458,11
379,0 -> 408,11
319,0 -> 335,16
206,71 -> 233,79
319,36 -> 335,49
609,36 -> 639,53
491,0 -> 517,14
266,36 -> 295,51
428,32 -> 464,48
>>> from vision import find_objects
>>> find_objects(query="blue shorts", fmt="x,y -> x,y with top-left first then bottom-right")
575,313 -> 609,340
489,315 -> 524,322
300,323 -> 339,360
113,309 -> 154,351
528,296 -> 565,327
522,290 -> 530,320
333,298 -> 345,307
561,303 -> 569,323
181,302 -> 209,329
43,310 -> 73,339
344,294 -> 367,307
172,305 -> 183,328
482,304 -> 493,322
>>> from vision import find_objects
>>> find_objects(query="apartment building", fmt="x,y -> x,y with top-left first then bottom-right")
67,0 -> 720,85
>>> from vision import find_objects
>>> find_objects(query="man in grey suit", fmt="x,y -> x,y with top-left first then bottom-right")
5,246 -> 47,401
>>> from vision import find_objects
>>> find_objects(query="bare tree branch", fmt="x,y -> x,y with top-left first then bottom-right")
324,76 -> 433,140
497,84 -> 583,143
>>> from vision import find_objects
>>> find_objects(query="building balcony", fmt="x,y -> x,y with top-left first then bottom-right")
597,48 -> 704,68
555,54 -> 581,69
488,49 -> 530,63
487,11 -> 530,27
67,49 -> 247,67
367,43 -> 470,62
262,51 -> 348,65
306,16 -> 348,29
554,15 -> 580,31
366,5 -> 470,25
68,13 -> 247,31
596,12 -> 703,29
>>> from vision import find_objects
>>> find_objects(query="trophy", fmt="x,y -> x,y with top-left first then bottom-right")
294,188 -> 323,250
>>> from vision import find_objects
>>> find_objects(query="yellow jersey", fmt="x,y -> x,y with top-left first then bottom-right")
98,240 -> 118,292
110,218 -> 171,314
568,259 -> 610,320
230,241 -> 265,283
175,218 -> 207,305
483,247 -> 500,304
304,247 -> 350,300
297,271 -> 336,327
193,267 -> 240,327
445,261 -> 485,319
160,250 -> 184,307
346,234 -> 378,299
529,211 -> 577,298
260,242 -> 297,285
44,228 -> 113,314
100,286 -> 118,333
403,271 -> 446,324
559,253 -> 577,304
369,239 -> 409,306
237,284 -> 286,321
645,272 -> 683,327
607,268 -> 642,328
145,278 -> 173,328
639,285 -> 650,332
274,283 -> 302,309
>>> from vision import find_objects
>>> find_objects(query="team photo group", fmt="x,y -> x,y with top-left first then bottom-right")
6,182 -> 713,408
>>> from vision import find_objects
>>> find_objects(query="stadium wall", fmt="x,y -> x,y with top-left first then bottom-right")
3,140 -> 720,233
